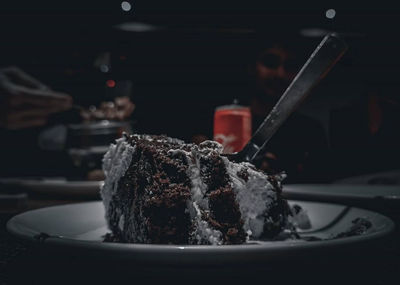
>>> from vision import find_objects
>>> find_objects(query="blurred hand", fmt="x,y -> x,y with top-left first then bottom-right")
81,96 -> 135,121
0,66 -> 72,129
113,96 -> 135,120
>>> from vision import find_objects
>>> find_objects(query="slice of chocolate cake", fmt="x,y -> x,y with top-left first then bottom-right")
101,134 -> 290,245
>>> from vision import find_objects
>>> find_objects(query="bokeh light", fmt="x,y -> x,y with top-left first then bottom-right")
121,1 -> 132,12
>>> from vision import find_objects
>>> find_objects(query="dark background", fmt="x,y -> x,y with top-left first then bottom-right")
1,0 -> 400,179
1,1 -> 400,136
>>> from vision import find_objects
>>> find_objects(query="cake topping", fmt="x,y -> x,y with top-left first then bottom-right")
101,138 -> 136,215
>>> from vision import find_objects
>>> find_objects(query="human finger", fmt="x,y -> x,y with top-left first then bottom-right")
116,104 -> 135,120
1,66 -> 50,90
115,97 -> 135,119
0,115 -> 47,130
8,86 -> 72,110
6,107 -> 62,122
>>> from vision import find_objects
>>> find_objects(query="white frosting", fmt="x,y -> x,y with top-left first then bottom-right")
101,137 -> 136,215
195,140 -> 280,240
135,134 -> 184,145
118,214 -> 125,231
222,158 -> 278,239
187,140 -> 280,241
191,202 -> 222,245
168,146 -> 223,245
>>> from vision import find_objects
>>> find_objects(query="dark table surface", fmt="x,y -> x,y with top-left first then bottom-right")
1,190 -> 400,285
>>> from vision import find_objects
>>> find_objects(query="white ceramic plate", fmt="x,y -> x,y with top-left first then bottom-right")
0,177 -> 102,198
7,200 -> 394,266
283,184 -> 400,209
334,169 -> 400,185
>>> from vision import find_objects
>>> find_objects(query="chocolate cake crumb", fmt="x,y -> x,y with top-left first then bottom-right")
237,168 -> 249,182
334,218 -> 372,238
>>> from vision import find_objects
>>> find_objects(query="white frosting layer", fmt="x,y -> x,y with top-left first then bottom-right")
191,202 -> 222,245
222,158 -> 278,239
168,146 -> 223,245
101,137 -> 136,215
184,140 -> 280,241
193,140 -> 280,240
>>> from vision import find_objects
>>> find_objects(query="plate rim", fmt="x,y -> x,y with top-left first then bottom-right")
0,177 -> 103,186
0,178 -> 103,197
283,184 -> 400,201
6,200 -> 395,253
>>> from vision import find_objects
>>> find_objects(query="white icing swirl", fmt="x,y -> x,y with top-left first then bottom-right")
222,158 -> 278,238
101,137 -> 136,216
168,146 -> 223,245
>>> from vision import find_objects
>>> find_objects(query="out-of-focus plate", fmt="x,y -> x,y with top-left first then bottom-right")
7,200 -> 394,265
0,177 -> 102,198
283,184 -> 400,211
334,169 -> 400,185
